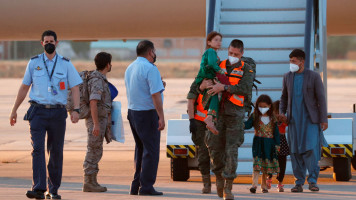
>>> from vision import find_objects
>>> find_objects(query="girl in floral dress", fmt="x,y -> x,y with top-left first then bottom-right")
244,94 -> 280,193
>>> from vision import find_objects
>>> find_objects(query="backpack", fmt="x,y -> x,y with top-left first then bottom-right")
66,70 -> 94,119
241,57 -> 260,116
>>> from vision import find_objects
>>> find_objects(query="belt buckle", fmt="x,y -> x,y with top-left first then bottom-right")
45,105 -> 51,109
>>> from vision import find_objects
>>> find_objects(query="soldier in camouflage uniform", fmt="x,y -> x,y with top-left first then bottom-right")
201,40 -> 255,200
83,52 -> 112,192
187,81 -> 211,193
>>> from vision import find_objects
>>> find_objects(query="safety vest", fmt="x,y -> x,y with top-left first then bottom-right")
219,60 -> 244,107
194,94 -> 208,122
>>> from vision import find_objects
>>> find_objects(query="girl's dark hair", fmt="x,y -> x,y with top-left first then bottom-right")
273,100 -> 280,114
206,31 -> 222,49
253,94 -> 275,130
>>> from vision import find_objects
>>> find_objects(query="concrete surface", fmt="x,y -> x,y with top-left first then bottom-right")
1,78 -> 356,200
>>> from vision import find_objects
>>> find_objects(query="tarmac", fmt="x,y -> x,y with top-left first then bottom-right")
1,78 -> 356,200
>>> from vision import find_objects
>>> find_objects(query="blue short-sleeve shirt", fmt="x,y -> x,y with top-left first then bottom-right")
125,57 -> 164,111
22,53 -> 83,105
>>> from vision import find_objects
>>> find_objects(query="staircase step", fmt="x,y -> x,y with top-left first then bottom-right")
252,91 -> 281,102
218,49 -> 292,63
219,24 -> 305,36
221,10 -> 306,23
255,64 -> 289,76
221,0 -> 307,10
220,21 -> 305,25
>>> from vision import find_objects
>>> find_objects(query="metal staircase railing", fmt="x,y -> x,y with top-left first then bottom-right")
305,0 -> 327,108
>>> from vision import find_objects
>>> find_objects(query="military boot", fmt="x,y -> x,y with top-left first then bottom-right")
216,175 -> 225,198
93,172 -> 107,191
223,179 -> 234,200
83,174 -> 107,192
201,174 -> 211,194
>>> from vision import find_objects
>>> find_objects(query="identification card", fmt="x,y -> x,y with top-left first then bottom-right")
48,86 -> 52,93
59,82 -> 65,90
52,88 -> 58,95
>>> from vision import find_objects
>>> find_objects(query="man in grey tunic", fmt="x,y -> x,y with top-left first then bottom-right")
280,49 -> 328,193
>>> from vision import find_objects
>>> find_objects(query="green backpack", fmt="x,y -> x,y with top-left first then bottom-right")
241,57 -> 260,116
66,70 -> 94,119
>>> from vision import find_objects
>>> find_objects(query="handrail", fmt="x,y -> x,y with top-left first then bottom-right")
304,0 -> 314,70
206,0 -> 216,35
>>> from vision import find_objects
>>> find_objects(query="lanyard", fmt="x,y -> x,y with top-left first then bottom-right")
42,53 -> 58,82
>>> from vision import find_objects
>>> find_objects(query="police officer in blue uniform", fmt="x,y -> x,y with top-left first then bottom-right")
10,30 -> 83,199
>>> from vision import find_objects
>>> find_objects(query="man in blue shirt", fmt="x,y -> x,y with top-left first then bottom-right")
9,30 -> 82,199
125,40 -> 165,196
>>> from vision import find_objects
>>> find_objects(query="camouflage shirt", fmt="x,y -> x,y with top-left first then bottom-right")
187,80 -> 199,100
87,70 -> 111,118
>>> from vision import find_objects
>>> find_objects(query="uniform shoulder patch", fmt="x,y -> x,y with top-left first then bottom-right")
30,55 -> 39,60
62,57 -> 70,62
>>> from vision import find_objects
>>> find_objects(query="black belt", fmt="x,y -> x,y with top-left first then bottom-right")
30,102 -> 65,109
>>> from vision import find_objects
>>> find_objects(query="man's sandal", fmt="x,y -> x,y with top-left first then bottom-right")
291,184 -> 303,192
309,183 -> 319,191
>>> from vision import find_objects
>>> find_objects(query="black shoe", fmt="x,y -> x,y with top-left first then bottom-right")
26,190 -> 45,199
138,190 -> 163,196
249,186 -> 257,194
262,189 -> 269,193
309,183 -> 319,192
291,184 -> 303,192
129,191 -> 138,195
45,192 -> 61,199
129,186 -> 139,195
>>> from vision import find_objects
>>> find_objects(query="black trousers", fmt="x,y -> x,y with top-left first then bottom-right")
29,106 -> 67,194
268,155 -> 287,182
127,109 -> 161,193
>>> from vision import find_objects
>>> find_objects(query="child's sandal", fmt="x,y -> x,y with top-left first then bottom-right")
266,178 -> 272,189
250,186 -> 257,193
262,189 -> 269,193
277,184 -> 284,192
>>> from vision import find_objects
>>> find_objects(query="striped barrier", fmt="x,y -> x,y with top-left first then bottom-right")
167,145 -> 196,159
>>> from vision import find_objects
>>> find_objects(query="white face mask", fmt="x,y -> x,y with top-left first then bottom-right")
258,107 -> 269,115
228,56 -> 239,65
290,63 -> 299,72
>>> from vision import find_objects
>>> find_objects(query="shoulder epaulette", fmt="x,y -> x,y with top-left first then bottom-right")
62,57 -> 70,62
30,55 -> 39,60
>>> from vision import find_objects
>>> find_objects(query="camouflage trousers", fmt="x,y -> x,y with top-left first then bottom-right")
206,107 -> 245,179
191,119 -> 211,176
83,117 -> 108,175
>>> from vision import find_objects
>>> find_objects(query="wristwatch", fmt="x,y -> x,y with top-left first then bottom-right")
224,85 -> 229,91
73,108 -> 80,114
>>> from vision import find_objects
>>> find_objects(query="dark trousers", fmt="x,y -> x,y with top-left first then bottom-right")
29,106 -> 67,194
127,109 -> 161,193
191,119 -> 210,176
268,155 -> 287,182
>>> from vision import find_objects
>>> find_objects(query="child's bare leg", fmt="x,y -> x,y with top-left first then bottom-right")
204,115 -> 219,135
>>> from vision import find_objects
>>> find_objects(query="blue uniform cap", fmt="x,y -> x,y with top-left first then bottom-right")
108,82 -> 118,101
